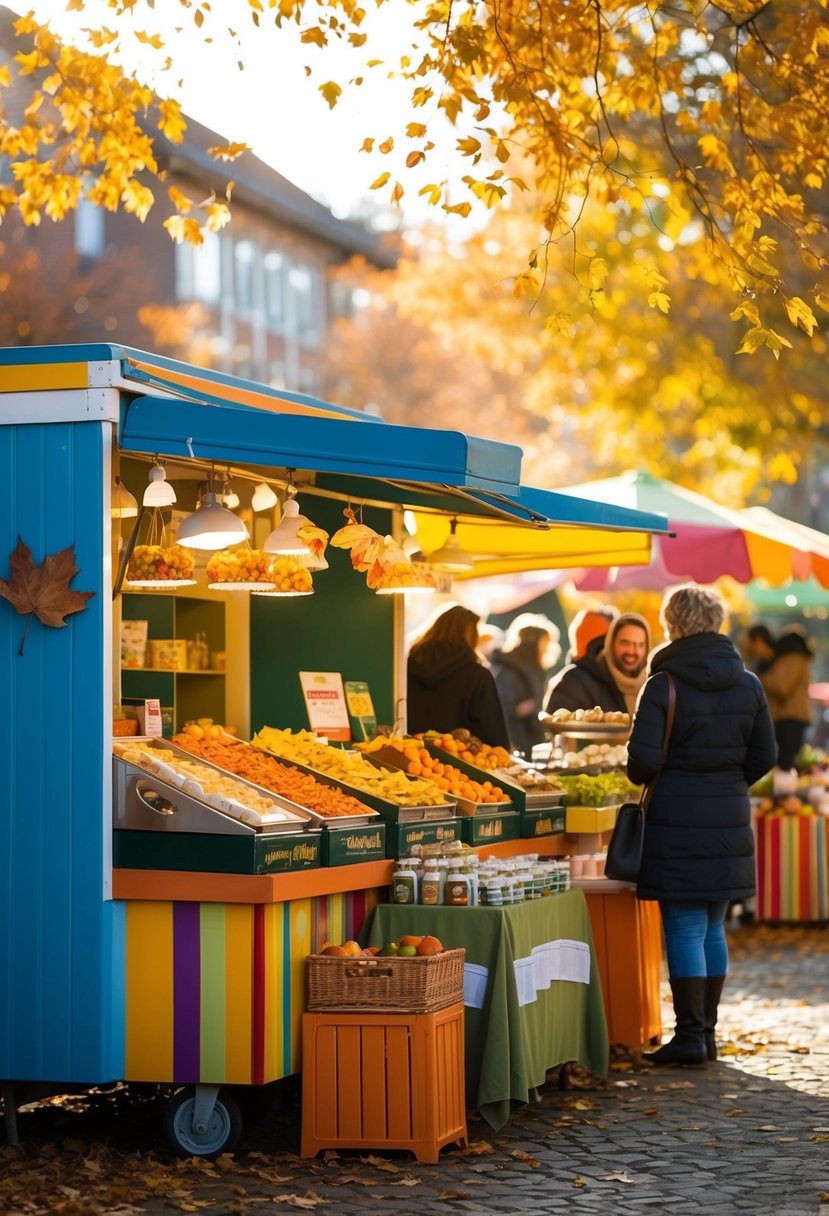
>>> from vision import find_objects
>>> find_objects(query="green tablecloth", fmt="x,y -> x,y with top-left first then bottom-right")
363,888 -> 609,1130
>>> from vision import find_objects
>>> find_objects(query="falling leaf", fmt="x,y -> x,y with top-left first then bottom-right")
0,536 -> 95,654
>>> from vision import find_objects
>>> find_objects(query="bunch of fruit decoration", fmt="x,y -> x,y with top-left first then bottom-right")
206,548 -> 275,590
126,543 -> 196,587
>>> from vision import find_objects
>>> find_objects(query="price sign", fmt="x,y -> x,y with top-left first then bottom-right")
344,680 -> 377,742
299,672 -> 351,741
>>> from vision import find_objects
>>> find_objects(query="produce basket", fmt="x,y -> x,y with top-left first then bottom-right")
305,948 -> 465,1014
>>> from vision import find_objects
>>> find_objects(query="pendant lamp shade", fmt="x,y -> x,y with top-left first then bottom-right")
112,476 -> 138,518
177,491 -> 248,550
263,497 -> 313,556
142,463 -> 177,508
425,518 -> 474,572
251,482 -> 278,513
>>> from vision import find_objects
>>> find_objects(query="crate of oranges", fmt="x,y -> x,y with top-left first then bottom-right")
358,736 -> 512,814
305,936 -> 464,1013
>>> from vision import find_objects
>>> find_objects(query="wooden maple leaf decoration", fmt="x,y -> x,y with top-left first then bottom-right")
0,536 -> 95,655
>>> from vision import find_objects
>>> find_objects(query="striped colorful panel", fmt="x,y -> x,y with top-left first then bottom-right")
124,888 -> 383,1086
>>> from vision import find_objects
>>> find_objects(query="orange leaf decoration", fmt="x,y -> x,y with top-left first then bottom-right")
297,519 -> 329,561
0,537 -> 95,655
330,508 -> 387,573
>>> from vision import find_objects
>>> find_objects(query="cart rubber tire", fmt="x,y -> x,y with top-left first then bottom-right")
163,1087 -> 242,1159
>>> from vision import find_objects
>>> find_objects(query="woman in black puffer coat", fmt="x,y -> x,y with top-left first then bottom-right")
627,583 -> 776,1067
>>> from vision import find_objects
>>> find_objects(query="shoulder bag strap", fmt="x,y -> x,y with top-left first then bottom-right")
640,673 -> 676,814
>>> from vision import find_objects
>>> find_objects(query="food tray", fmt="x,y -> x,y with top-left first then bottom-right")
305,948 -> 465,1013
255,746 -> 452,824
541,718 -> 630,738
165,737 -> 379,828
113,737 -> 316,831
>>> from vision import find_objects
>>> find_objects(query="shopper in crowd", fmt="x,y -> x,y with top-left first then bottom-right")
476,622 -> 505,668
744,623 -> 778,674
407,604 -> 510,748
566,606 -> 619,662
756,624 -> 814,770
545,611 -> 650,717
628,583 -> 776,1067
491,614 -> 561,757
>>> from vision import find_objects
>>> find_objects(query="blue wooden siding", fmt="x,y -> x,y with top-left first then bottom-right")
0,419 -> 124,1083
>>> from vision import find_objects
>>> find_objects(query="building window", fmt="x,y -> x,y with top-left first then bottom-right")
264,251 -> 286,332
177,230 -> 222,304
75,197 -> 105,259
234,239 -> 255,314
290,264 -> 319,343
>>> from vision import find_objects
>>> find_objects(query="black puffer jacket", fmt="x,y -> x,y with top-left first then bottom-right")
407,641 -> 510,747
544,635 -> 627,715
627,632 -> 776,902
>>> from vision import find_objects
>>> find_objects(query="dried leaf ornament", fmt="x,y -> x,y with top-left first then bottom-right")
296,518 -> 329,562
0,536 -> 95,655
330,508 -> 388,575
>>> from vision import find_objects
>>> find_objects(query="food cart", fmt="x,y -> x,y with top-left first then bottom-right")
0,342 -> 670,1155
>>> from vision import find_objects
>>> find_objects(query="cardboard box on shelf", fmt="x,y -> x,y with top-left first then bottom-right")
148,639 -> 189,671
120,620 -> 148,669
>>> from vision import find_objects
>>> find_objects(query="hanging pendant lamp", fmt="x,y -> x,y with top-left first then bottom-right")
177,484 -> 248,550
263,497 -> 313,556
425,518 -> 474,572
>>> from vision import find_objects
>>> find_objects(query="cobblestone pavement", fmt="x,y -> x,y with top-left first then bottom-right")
3,921 -> 829,1216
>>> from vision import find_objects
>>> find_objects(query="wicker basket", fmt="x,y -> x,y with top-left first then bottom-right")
305,947 -> 465,1014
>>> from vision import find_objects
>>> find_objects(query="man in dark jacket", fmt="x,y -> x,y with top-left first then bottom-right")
628,583 -> 776,1068
545,612 -> 651,717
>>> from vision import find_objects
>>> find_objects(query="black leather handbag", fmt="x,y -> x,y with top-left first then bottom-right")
604,674 -> 676,883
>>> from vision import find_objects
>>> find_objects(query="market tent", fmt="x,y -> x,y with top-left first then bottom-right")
551,470 -> 829,591
119,395 -> 671,566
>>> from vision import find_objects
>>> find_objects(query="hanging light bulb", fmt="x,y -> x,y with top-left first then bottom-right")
177,480 -> 248,550
142,462 -> 177,508
220,469 -> 240,510
111,476 -> 138,518
425,518 -> 474,572
263,497 -> 314,556
251,482 -> 278,513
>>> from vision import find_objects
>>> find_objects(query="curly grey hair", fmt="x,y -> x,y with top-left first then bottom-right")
660,583 -> 726,640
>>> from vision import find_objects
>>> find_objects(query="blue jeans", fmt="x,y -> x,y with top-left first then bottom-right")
658,900 -> 729,978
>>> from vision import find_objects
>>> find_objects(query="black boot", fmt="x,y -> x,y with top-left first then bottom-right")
704,975 -> 726,1061
643,977 -> 707,1067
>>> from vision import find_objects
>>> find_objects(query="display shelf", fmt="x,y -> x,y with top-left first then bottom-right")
120,592 -> 226,730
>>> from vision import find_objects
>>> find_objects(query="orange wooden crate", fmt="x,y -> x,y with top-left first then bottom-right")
301,1003 -> 468,1163
584,889 -> 663,1050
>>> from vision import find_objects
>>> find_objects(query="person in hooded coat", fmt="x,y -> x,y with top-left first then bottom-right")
628,583 -> 776,1068
544,612 -> 651,718
756,624 -> 814,770
491,614 -> 561,757
406,604 -> 510,747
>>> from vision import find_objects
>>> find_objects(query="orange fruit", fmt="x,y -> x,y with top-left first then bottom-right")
415,935 -> 443,956
364,946 -> 380,956
321,945 -> 349,957
397,935 -> 423,948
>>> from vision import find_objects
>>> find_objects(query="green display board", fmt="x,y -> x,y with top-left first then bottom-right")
250,499 -> 396,736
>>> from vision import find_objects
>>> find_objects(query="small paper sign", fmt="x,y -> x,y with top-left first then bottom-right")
139,698 -> 163,738
344,680 -> 377,742
299,671 -> 351,741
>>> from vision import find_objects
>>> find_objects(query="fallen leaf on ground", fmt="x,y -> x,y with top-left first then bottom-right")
437,1190 -> 470,1200
571,1176 -> 587,1188
360,1155 -> 401,1173
509,1150 -> 540,1167
598,1171 -> 636,1184
460,1141 -> 494,1156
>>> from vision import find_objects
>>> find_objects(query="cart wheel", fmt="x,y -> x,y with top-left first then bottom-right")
163,1087 -> 242,1159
